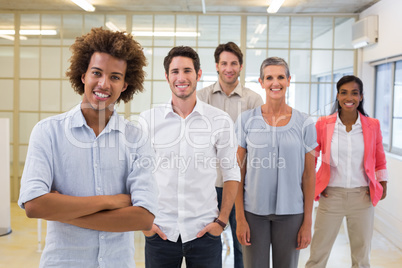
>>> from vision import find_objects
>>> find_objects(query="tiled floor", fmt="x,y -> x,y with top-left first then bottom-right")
1,203 -> 401,268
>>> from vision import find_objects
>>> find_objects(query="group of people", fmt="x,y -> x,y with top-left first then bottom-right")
18,27 -> 388,268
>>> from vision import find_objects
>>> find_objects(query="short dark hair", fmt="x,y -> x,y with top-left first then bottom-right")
163,46 -> 200,75
331,75 -> 368,116
214,42 -> 243,65
66,27 -> 147,104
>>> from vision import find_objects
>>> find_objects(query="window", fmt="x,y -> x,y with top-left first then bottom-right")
375,60 -> 402,154
245,15 -> 356,117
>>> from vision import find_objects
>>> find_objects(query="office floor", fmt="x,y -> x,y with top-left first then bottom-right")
1,203 -> 401,268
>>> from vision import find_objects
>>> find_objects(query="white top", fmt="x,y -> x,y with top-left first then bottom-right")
329,113 -> 369,188
140,98 -> 240,243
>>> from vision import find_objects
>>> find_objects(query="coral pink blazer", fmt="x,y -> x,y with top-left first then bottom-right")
315,112 -> 387,206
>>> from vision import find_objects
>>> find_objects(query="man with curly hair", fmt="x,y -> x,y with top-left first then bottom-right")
18,27 -> 158,267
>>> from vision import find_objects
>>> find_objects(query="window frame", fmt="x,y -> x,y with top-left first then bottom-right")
374,59 -> 402,155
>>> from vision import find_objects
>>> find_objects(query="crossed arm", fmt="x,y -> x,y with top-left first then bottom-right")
24,192 -> 154,232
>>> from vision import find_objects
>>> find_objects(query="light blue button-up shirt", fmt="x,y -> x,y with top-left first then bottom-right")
18,104 -> 158,268
235,107 -> 317,215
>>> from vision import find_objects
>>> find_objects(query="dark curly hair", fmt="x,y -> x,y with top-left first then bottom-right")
66,27 -> 147,104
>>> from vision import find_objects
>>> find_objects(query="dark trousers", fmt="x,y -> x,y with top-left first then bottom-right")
242,211 -> 304,268
216,187 -> 244,268
145,233 -> 222,268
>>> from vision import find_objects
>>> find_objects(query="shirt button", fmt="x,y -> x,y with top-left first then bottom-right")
97,187 -> 101,191
94,163 -> 98,168
101,235 -> 104,239
99,257 -> 103,261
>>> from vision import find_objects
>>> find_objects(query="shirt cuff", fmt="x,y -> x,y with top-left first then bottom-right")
376,169 -> 388,182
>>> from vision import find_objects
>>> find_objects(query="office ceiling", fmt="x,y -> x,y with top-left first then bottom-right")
1,0 -> 381,14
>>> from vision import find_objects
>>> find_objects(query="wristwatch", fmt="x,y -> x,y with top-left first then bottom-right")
214,218 -> 228,230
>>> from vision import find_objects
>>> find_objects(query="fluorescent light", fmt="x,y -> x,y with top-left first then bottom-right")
254,24 -> 267,35
267,0 -> 285,14
70,0 -> 95,12
0,34 -> 27,41
201,0 -> 206,14
0,30 -> 57,36
132,31 -> 200,37
106,21 -> 121,32
0,34 -> 14,41
21,30 -> 57,35
250,37 -> 259,44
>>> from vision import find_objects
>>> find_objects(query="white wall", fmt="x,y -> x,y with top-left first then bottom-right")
358,0 -> 402,250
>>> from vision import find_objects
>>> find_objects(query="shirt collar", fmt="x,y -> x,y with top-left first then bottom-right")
212,81 -> 243,97
336,112 -> 361,126
68,102 -> 124,133
163,97 -> 203,119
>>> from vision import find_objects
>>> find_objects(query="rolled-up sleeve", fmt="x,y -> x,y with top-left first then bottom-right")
18,123 -> 53,209
374,119 -> 388,181
216,114 -> 240,183
128,132 -> 159,217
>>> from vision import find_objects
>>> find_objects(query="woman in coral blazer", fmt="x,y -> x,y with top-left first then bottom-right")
306,75 -> 388,268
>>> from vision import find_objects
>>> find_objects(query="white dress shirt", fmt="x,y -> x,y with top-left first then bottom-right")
329,113 -> 369,188
140,98 -> 240,243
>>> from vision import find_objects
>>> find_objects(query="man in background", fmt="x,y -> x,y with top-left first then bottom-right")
198,41 -> 263,268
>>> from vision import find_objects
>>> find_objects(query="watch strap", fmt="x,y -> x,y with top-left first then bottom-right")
214,217 -> 227,230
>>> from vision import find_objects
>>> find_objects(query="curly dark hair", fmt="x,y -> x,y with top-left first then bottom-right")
214,42 -> 243,66
66,27 -> 147,104
163,46 -> 200,76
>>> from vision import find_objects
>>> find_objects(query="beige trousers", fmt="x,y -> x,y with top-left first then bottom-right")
306,187 -> 374,268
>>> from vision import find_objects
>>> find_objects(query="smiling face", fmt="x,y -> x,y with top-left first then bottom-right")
259,65 -> 291,101
81,52 -> 128,116
337,81 -> 363,114
216,51 -> 242,86
166,56 -> 201,101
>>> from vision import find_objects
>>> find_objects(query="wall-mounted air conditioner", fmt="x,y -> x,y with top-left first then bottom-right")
352,15 -> 378,49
